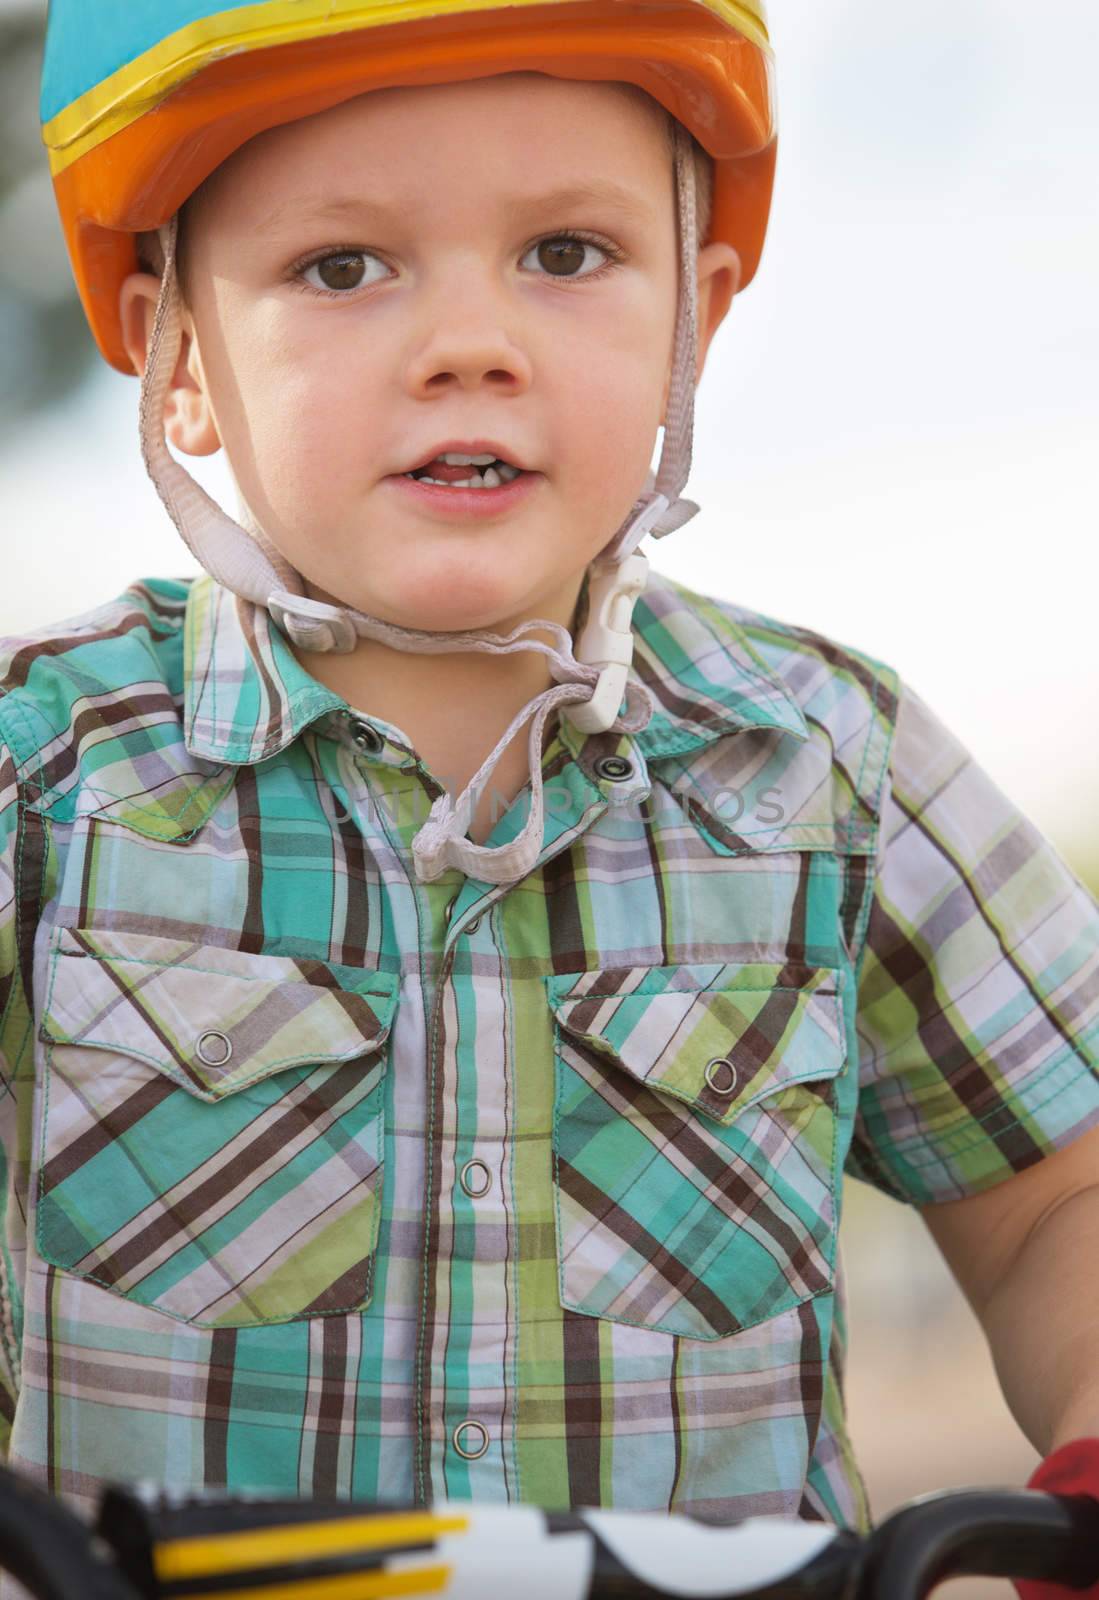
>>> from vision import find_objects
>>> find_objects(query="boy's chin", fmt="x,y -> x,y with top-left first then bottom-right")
307,574 -> 559,637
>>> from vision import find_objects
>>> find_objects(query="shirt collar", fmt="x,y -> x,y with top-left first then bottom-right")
183,571 -> 808,768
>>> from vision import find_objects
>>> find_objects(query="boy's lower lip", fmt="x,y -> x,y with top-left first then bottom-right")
385,469 -> 540,518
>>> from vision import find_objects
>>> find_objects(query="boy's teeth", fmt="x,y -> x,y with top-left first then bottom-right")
442,452 -> 498,466
407,462 -> 523,488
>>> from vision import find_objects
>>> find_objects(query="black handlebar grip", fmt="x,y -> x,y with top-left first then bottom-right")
857,1488 -> 1099,1600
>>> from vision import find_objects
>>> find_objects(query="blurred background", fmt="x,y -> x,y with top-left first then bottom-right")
1,0 -> 1096,1592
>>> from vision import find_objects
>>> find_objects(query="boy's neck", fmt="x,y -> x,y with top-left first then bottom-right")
291,576 -> 587,847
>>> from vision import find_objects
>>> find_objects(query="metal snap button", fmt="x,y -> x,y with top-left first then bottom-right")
351,719 -> 384,756
452,1420 -> 489,1460
459,1159 -> 492,1199
704,1056 -> 738,1096
443,895 -> 458,924
465,915 -> 482,935
196,1030 -> 233,1068
594,754 -> 634,783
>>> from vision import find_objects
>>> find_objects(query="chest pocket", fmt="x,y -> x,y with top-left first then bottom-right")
545,962 -> 847,1341
36,928 -> 398,1330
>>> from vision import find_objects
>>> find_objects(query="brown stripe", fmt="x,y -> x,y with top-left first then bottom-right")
561,1310 -> 602,1506
236,600 -> 287,758
76,816 -> 98,934
790,630 -> 899,725
334,808 -> 370,968
203,1327 -> 237,1486
869,895 -> 1046,1166
632,644 -> 735,735
233,765 -> 265,956
71,689 -> 179,745
14,811 -> 47,1017
304,1253 -> 376,1318
544,836 -> 587,977
556,1156 -> 738,1337
686,794 -> 751,854
414,951 -> 455,1505
40,1071 -> 176,1193
84,1054 -> 380,1288
839,852 -> 872,956
668,1337 -> 684,1510
1,610 -> 156,693
896,789 -> 1083,1059
312,1317 -> 349,1495
67,928 -> 209,1092
786,851 -> 812,967
572,1045 -> 832,1302
794,1300 -> 826,1521
641,788 -> 671,965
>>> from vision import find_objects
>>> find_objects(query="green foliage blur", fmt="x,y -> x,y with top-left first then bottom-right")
0,2 -> 98,420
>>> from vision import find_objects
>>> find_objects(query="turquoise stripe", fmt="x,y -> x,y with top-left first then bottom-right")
41,0 -> 270,124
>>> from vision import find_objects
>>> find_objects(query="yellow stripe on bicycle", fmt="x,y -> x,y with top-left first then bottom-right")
178,1562 -> 452,1600
41,0 -> 771,174
155,1511 -> 469,1581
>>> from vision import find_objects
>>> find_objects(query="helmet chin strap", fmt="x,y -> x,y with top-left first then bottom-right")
140,122 -> 720,886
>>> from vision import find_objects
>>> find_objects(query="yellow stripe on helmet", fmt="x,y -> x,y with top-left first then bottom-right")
42,0 -> 770,177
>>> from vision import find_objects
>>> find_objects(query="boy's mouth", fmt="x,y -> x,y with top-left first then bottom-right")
400,447 -> 526,490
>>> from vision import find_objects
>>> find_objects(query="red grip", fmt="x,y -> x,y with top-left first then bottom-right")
1015,1439 -> 1099,1599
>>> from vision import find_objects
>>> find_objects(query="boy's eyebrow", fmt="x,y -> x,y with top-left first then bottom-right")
263,180 -> 653,231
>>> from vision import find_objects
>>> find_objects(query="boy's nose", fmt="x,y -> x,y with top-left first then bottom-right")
403,282 -> 534,397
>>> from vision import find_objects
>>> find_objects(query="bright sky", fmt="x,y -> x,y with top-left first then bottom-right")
2,0 -> 1096,862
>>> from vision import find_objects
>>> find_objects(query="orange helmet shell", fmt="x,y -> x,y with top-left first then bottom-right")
44,0 -> 777,373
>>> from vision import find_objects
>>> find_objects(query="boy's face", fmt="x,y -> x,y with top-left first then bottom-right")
126,74 -> 737,636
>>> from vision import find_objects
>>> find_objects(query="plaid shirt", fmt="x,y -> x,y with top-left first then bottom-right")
1,572 -> 1097,1529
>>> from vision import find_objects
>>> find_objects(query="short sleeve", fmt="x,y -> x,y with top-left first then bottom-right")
845,681 -> 1099,1206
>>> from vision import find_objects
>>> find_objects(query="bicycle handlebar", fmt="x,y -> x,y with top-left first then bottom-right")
861,1487 -> 1099,1600
1,1464 -> 1098,1599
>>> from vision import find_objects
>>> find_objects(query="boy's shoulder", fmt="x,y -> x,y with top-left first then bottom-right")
0,576 -> 193,798
638,572 -> 903,859
645,570 -> 901,737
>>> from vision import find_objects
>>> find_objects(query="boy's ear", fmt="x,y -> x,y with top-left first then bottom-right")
118,272 -> 222,457
694,243 -> 742,385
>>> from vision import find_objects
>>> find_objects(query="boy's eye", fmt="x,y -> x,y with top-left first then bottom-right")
521,236 -> 611,278
301,251 -> 386,293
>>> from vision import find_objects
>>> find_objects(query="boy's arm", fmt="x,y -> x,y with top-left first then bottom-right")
920,1129 -> 1099,1454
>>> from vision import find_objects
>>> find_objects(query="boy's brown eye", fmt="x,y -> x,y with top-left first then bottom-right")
537,238 -> 588,276
314,253 -> 367,291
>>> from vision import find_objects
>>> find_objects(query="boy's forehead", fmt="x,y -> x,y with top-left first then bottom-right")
196,73 -> 671,217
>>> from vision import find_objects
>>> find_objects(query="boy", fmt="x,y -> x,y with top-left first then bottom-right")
2,0 -> 1098,1578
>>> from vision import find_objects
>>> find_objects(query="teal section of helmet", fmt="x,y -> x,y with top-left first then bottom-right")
41,0 -> 267,124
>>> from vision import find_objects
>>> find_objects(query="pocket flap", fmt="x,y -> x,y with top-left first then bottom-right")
546,962 -> 846,1125
41,928 -> 398,1100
